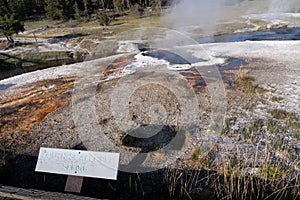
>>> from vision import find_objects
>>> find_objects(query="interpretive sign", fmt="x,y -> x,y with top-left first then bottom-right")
35,147 -> 120,180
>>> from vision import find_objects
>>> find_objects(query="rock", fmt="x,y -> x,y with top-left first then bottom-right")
267,21 -> 289,29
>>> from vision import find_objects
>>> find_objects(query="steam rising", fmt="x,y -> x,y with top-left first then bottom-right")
269,0 -> 299,13
163,0 -> 241,31
163,0 -> 299,31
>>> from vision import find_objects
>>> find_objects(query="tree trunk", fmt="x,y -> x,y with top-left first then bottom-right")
5,35 -> 14,44
121,0 -> 130,9
83,0 -> 89,16
113,0 -> 119,12
100,0 -> 105,9
126,0 -> 130,8
155,0 -> 161,11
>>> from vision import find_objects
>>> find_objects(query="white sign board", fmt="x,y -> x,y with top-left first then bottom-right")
35,147 -> 120,180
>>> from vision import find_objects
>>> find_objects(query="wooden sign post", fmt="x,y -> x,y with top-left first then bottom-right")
64,175 -> 84,193
35,147 -> 120,193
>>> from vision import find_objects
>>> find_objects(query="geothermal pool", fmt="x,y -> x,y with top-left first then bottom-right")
197,27 -> 300,43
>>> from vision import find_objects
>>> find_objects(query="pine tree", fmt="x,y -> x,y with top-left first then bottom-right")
74,1 -> 82,21
113,0 -> 125,13
0,14 -> 25,44
0,0 -> 9,17
62,0 -> 76,19
7,0 -> 26,18
99,11 -> 110,27
45,0 -> 75,20
44,0 -> 61,19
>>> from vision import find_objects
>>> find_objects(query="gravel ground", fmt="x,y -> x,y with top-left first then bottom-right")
0,39 -> 299,157
0,32 -> 300,199
191,41 -> 300,114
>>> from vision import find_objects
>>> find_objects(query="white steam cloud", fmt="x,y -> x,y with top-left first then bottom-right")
163,0 -> 299,31
269,0 -> 299,13
163,0 -> 241,31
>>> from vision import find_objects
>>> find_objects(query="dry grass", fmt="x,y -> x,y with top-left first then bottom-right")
190,146 -> 212,169
235,66 -> 267,94
164,144 -> 300,200
21,13 -> 162,40
250,19 -> 269,30
271,96 -> 284,103
165,107 -> 300,199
